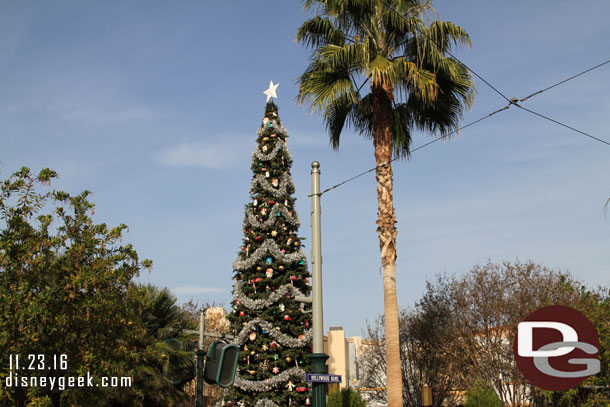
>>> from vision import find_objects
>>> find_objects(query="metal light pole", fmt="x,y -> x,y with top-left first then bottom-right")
422,384 -> 432,407
196,308 -> 206,407
309,161 -> 329,407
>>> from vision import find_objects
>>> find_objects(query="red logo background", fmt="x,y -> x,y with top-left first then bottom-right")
512,305 -> 599,391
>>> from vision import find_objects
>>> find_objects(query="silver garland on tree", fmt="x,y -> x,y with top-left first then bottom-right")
243,202 -> 300,229
231,318 -> 312,347
256,119 -> 287,138
251,139 -> 292,163
254,399 -> 282,407
249,173 -> 294,198
233,239 -> 308,271
215,394 -> 284,407
234,367 -> 306,391
233,280 -> 306,310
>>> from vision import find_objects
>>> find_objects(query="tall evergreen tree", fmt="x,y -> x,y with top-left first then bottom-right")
224,96 -> 312,407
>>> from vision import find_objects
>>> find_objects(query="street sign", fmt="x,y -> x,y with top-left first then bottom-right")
306,373 -> 342,383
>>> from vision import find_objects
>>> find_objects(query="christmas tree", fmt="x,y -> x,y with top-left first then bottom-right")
224,86 -> 312,407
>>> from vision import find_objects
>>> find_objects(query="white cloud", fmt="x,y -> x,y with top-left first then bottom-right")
170,286 -> 224,296
154,139 -> 252,169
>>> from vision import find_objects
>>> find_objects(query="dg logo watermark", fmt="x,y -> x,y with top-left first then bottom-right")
513,305 -> 600,391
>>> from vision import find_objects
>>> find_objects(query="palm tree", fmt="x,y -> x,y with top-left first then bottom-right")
108,284 -> 197,407
296,1 -> 475,405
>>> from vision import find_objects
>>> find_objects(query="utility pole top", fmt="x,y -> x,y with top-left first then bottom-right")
311,161 -> 320,170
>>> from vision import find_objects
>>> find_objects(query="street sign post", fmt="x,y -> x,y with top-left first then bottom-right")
309,161 -> 330,407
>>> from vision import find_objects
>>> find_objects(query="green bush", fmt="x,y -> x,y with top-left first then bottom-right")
464,381 -> 502,407
327,387 -> 366,407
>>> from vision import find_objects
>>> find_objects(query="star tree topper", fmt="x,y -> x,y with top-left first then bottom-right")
264,80 -> 279,102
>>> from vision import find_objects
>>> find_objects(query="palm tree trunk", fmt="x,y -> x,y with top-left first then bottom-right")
372,83 -> 403,407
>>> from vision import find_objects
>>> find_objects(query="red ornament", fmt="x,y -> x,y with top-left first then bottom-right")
296,386 -> 307,392
239,311 -> 245,316
253,277 -> 263,283
284,315 -> 292,321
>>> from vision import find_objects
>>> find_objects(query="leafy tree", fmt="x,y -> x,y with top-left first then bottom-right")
0,167 -> 151,407
464,381 -> 502,407
359,260 -> 594,407
296,2 -> 475,405
327,387 -> 366,407
360,300 -> 462,407
535,282 -> 610,407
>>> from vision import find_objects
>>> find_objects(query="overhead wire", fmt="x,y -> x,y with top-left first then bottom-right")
517,59 -> 610,103
513,104 -> 610,147
312,103 -> 511,196
307,2 -> 610,196
381,0 -> 610,148
379,0 -> 512,104
311,56 -> 610,196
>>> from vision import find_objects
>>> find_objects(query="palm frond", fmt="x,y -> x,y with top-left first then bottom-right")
297,63 -> 358,114
349,93 -> 374,138
320,43 -> 368,70
325,93 -> 355,149
370,55 -> 394,85
393,58 -> 438,104
427,20 -> 472,52
392,102 -> 414,157
297,0 -> 475,154
296,16 -> 346,48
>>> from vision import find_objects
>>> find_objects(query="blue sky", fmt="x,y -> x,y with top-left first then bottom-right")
1,1 -> 609,337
